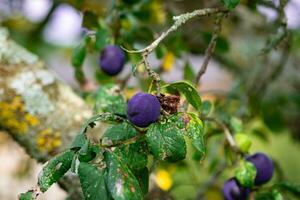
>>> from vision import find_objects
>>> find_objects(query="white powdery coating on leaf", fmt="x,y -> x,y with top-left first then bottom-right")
116,179 -> 123,197
75,158 -> 80,174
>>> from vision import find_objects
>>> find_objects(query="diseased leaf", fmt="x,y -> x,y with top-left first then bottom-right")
185,113 -> 206,160
38,150 -> 75,192
94,84 -> 127,115
162,81 -> 201,111
102,123 -> 137,144
78,162 -> 109,200
146,119 -> 186,162
120,141 -> 148,171
235,160 -> 257,188
70,133 -> 87,150
103,123 -> 148,170
79,113 -> 125,135
105,151 -> 143,200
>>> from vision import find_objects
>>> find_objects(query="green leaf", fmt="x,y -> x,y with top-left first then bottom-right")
105,151 -> 143,200
183,62 -> 196,82
38,150 -> 75,192
162,80 -> 201,111
94,84 -> 127,115
70,133 -> 87,150
276,181 -> 300,196
255,192 -> 275,200
78,143 -> 98,162
155,45 -> 167,59
235,160 -> 257,188
103,123 -> 147,170
146,120 -> 186,162
221,0 -> 240,9
272,189 -> 283,200
78,162 -> 109,200
95,70 -> 115,84
19,191 -> 34,200
255,189 -> 283,200
185,113 -> 205,159
102,123 -> 137,145
120,141 -> 148,171
95,25 -> 109,51
201,100 -> 212,116
71,37 -> 89,69
230,117 -> 243,132
133,167 -> 149,195
79,113 -> 125,135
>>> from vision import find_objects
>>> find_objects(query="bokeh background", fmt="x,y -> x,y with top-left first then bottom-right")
0,0 -> 300,199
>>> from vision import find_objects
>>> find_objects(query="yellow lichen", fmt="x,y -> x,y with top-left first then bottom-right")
24,114 -> 40,126
36,128 -> 62,153
0,96 -> 40,134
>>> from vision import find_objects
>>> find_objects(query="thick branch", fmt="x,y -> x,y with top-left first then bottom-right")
0,27 -> 90,199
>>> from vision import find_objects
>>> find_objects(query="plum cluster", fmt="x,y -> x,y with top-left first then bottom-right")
223,152 -> 274,200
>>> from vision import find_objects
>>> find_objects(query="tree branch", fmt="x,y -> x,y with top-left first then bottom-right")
194,13 -> 225,84
0,27 -> 90,199
124,7 -> 228,54
202,117 -> 237,150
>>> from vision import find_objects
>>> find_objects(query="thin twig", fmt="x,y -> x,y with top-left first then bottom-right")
142,53 -> 161,95
261,0 -> 289,54
194,13 -> 225,85
202,116 -> 237,149
123,7 -> 228,54
195,160 -> 227,199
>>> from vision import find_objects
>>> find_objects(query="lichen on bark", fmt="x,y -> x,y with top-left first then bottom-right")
0,27 -> 91,199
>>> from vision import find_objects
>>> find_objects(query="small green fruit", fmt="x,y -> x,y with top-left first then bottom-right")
235,133 -> 252,153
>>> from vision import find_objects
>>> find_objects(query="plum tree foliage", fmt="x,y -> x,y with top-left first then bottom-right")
16,0 -> 300,200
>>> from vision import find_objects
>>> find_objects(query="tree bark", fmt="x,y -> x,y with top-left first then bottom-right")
0,27 -> 90,199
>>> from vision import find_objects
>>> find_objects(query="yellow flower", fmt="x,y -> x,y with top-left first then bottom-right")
155,169 -> 173,191
162,52 -> 175,72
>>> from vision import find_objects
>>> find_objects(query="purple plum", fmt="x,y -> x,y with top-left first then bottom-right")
246,152 -> 274,185
127,93 -> 161,127
99,45 -> 125,76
